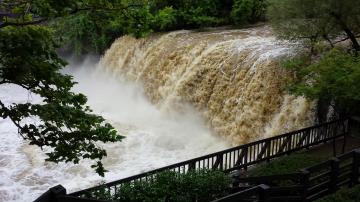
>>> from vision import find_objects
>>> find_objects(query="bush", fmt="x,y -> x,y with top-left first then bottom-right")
315,184 -> 360,202
89,169 -> 231,202
231,0 -> 267,25
152,7 -> 178,31
248,153 -> 326,176
284,49 -> 360,119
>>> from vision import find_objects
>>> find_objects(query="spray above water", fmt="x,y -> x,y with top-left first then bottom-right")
0,58 -> 229,202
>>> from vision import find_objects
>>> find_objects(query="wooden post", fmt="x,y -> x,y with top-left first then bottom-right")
259,184 -> 270,202
300,169 -> 310,202
330,158 -> 340,193
351,150 -> 360,187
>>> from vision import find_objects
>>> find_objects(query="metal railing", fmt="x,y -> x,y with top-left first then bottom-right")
69,119 -> 349,199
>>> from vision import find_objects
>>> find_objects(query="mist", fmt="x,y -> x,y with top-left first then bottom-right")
0,56 -> 229,202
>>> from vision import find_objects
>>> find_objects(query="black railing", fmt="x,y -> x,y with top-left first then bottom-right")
69,119 -> 348,199
214,149 -> 360,202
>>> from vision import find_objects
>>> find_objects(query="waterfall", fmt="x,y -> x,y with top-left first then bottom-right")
0,25 -> 317,202
100,25 -> 315,145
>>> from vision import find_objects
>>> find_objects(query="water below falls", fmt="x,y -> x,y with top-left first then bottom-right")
0,58 -> 229,202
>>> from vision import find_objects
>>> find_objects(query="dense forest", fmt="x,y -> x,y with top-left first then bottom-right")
55,0 -> 267,53
1,0 -> 360,177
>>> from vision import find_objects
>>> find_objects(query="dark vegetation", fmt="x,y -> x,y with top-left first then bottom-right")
87,169 -> 231,202
315,184 -> 360,202
53,0 -> 269,53
248,153 -> 326,176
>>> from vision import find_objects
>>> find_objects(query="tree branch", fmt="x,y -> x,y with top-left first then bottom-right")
0,18 -> 47,28
0,100 -> 26,138
329,11 -> 360,52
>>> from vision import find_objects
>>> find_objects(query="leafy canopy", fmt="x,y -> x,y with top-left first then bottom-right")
284,49 -> 360,117
0,0 -> 133,176
231,0 -> 267,25
268,0 -> 360,119
268,0 -> 360,52
53,0 -> 267,54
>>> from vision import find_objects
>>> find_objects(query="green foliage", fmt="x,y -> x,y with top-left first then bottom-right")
172,0 -> 224,28
53,0 -> 268,54
231,0 -> 267,25
267,0 -> 360,51
89,169 -> 231,202
0,0 -> 126,176
52,1 -> 154,53
152,7 -> 177,31
284,49 -> 360,117
248,153 -> 326,176
268,0 -> 360,118
315,184 -> 360,202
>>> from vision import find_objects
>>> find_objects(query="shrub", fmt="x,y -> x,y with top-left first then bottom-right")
152,7 -> 178,31
248,153 -> 326,176
89,169 -> 231,202
231,0 -> 267,25
315,184 -> 360,202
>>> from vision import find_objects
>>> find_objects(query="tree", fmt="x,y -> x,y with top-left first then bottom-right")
53,2 -> 153,54
268,0 -> 360,52
284,49 -> 360,119
0,0 -> 142,176
231,0 -> 267,25
268,0 -> 360,120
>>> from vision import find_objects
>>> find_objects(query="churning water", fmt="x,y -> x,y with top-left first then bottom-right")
0,58 -> 229,202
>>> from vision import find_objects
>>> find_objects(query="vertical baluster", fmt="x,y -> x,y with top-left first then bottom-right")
225,153 -> 228,170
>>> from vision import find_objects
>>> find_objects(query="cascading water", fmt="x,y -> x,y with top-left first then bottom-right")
0,58 -> 229,202
0,25 -> 315,202
101,25 -> 315,145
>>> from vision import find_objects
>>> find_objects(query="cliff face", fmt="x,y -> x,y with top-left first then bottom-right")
100,26 -> 315,145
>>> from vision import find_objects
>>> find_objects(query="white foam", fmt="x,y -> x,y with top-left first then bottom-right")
0,58 -> 229,202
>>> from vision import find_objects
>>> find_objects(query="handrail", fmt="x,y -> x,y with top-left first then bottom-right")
70,119 -> 349,197
214,149 -> 360,202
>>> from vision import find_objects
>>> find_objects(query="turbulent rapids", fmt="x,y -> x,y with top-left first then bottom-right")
101,25 -> 315,145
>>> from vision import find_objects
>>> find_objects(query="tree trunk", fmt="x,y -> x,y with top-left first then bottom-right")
330,12 -> 360,52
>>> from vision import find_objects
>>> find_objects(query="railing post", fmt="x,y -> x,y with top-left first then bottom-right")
258,184 -> 270,202
300,169 -> 310,202
351,150 -> 360,187
244,147 -> 248,171
213,154 -> 224,170
34,185 -> 66,202
330,158 -> 340,193
306,130 -> 311,150
287,136 -> 292,154
266,140 -> 271,162
342,119 -> 349,154
188,161 -> 196,171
